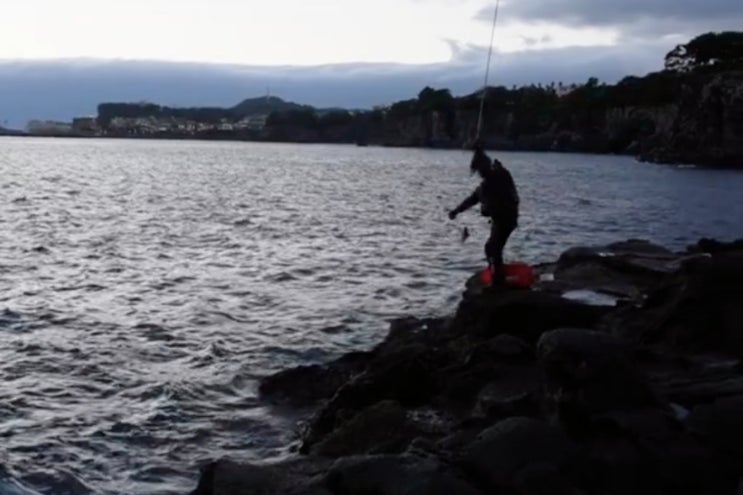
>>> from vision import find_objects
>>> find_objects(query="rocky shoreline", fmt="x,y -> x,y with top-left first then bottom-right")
193,238 -> 743,494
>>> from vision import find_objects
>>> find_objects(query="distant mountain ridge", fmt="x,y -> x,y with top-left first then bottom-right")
99,95 -> 358,122
230,96 -> 311,116
0,126 -> 26,136
97,96 -> 314,125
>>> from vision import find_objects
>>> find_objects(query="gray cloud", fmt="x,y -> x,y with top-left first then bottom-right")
482,0 -> 743,38
0,38 -> 668,128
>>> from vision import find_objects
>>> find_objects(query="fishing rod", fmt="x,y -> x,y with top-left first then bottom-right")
447,1 -> 502,243
475,0 -> 502,141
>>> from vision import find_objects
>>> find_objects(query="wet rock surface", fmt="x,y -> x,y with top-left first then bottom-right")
192,238 -> 743,495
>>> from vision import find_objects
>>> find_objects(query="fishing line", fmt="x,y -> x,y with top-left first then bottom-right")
475,0 -> 502,140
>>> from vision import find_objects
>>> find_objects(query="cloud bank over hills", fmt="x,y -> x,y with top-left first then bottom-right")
0,41 -> 666,128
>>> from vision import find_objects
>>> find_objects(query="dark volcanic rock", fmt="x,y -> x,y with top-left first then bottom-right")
259,351 -> 371,406
690,238 -> 743,254
299,324 -> 452,453
471,367 -> 541,419
310,400 -> 417,457
513,463 -> 583,495
604,250 -> 743,356
537,328 -> 659,422
460,417 -> 578,490
606,240 -> 673,255
326,454 -> 483,495
657,369 -> 743,407
455,290 -> 608,343
548,240 -> 680,301
191,458 -> 332,495
192,238 -> 743,495
468,334 -> 534,362
687,395 -> 743,459
582,408 -> 732,495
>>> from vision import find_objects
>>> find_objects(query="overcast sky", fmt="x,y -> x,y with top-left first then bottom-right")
1,0 -> 741,127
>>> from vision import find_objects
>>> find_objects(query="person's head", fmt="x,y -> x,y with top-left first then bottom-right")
470,148 -> 492,177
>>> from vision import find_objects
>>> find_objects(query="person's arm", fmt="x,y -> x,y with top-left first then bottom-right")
449,187 -> 480,219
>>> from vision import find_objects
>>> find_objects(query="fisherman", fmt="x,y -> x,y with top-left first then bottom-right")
448,145 -> 519,284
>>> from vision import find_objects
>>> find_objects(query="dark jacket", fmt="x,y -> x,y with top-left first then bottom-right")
453,160 -> 519,224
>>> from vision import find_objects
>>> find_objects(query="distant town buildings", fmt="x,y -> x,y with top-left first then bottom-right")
24,114 -> 269,137
72,117 -> 99,135
26,120 -> 74,135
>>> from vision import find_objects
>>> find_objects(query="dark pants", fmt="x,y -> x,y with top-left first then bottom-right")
485,218 -> 517,281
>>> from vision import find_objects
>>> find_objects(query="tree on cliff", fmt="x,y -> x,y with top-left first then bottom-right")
665,31 -> 743,72
417,87 -> 455,113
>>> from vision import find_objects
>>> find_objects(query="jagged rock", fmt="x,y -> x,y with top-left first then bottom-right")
191,238 -> 743,495
538,328 -> 659,423
467,334 -> 534,362
584,408 -> 736,494
437,360 -> 501,408
513,463 -> 583,495
690,238 -> 743,254
604,251 -> 743,355
558,241 -> 670,267
567,240 -> 681,277
645,353 -> 743,407
455,290 -> 608,343
434,424 -> 487,454
472,367 -> 540,419
549,261 -> 646,300
660,373 -> 743,407
260,317 -> 452,408
300,342 -> 448,453
556,242 -> 679,292
460,417 -> 578,490
384,316 -> 430,343
606,240 -> 673,255
445,337 -> 536,415
405,408 -> 458,439
259,351 -> 371,406
297,317 -> 463,453
687,395 -> 743,459
325,454 -> 483,495
535,240 -> 708,307
191,458 -> 332,495
538,328 -> 627,368
581,431 -> 656,495
310,400 -> 417,457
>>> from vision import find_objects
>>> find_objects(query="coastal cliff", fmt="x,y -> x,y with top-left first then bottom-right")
638,71 -> 743,166
370,70 -> 743,168
191,237 -> 743,495
359,32 -> 743,167
92,32 -> 743,167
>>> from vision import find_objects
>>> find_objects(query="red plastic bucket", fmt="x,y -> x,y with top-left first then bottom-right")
480,263 -> 536,288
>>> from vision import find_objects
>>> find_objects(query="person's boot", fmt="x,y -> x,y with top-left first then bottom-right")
483,264 -> 508,293
491,265 -> 507,286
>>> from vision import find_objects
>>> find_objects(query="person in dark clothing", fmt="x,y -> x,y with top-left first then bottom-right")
449,147 -> 520,284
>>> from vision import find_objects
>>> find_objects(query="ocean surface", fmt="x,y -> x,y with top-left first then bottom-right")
0,137 -> 741,494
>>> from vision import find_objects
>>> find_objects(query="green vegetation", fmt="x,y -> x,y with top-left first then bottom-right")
665,31 -> 743,73
231,96 -> 311,117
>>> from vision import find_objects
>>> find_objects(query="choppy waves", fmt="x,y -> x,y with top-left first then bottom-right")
1,138 -> 742,494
